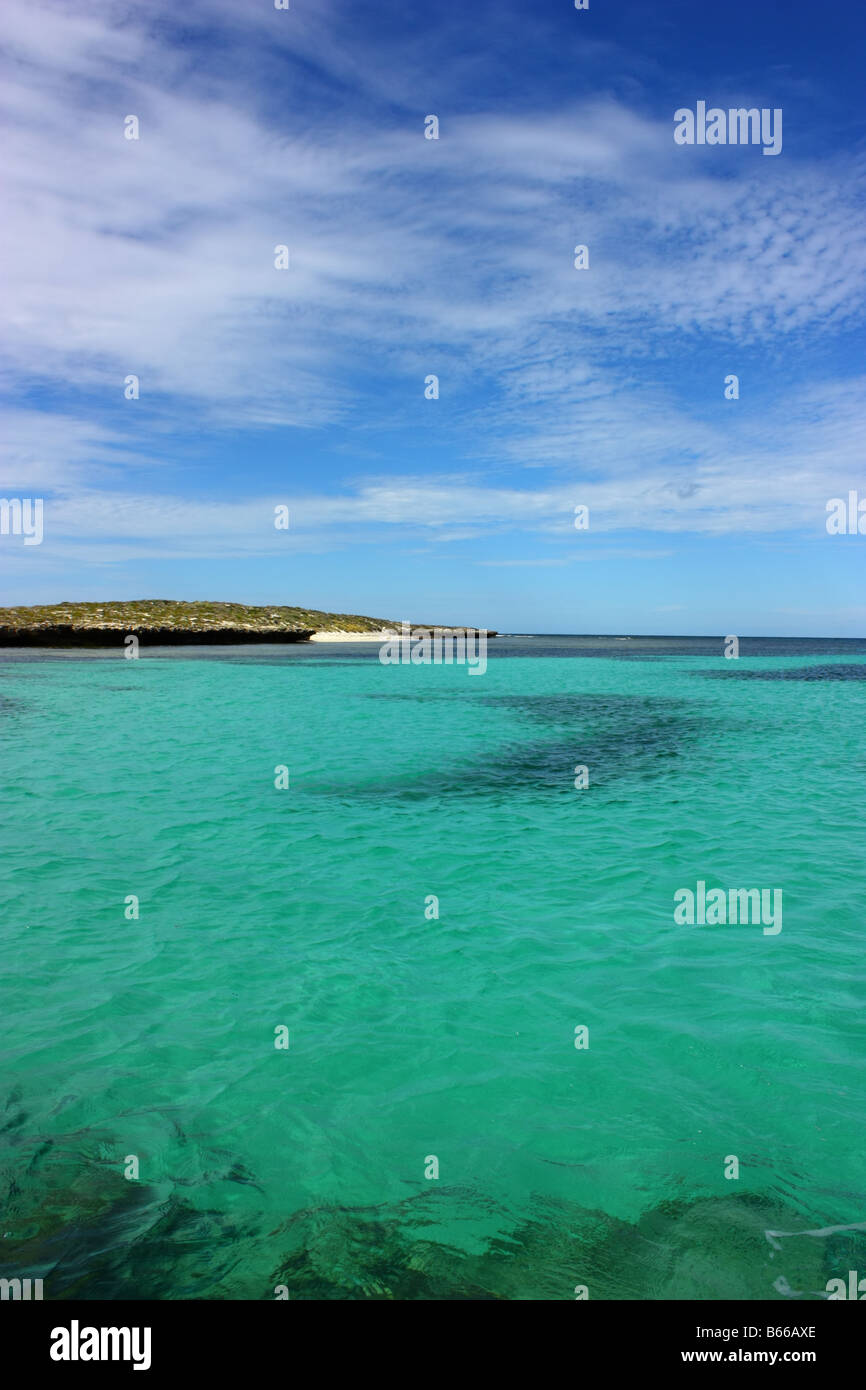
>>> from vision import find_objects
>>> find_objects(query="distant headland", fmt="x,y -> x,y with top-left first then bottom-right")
0,601 -> 496,646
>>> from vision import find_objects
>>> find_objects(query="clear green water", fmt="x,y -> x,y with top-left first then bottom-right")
1,639 -> 865,1299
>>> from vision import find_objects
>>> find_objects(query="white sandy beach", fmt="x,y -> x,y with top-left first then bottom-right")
309,629 -> 398,642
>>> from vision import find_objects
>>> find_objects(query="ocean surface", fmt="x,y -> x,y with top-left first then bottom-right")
1,635 -> 865,1300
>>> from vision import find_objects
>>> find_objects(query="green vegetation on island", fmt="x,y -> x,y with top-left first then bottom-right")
0,601 -> 495,645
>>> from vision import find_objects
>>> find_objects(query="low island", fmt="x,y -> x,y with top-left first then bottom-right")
0,601 -> 496,646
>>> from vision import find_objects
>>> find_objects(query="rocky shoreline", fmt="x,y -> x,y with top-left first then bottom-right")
0,625 -> 318,647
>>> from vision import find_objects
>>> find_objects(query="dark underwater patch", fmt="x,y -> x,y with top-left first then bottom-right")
3,1120 -> 861,1299
267,1190 -> 860,1301
696,664 -> 866,682
323,693 -> 712,801
0,1131 -> 260,1299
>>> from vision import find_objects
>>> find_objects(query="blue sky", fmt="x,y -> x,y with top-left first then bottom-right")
1,0 -> 864,633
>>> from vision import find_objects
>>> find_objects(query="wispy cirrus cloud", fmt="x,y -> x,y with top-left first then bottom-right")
1,0 -> 864,589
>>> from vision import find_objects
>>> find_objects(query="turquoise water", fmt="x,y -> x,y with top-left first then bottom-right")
1,638 -> 865,1299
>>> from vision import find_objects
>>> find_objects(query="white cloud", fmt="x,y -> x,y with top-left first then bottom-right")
1,0 -> 865,562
